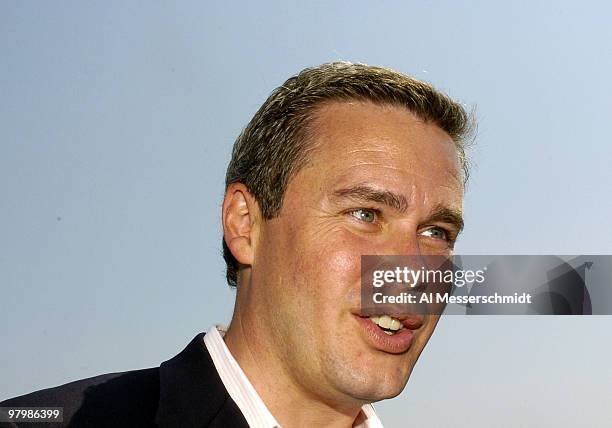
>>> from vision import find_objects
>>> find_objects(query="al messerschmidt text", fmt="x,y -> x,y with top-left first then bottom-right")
373,292 -> 532,305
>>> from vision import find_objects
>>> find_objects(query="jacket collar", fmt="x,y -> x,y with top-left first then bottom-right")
155,333 -> 249,428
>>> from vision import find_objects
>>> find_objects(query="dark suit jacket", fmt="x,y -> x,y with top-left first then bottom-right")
0,333 -> 249,428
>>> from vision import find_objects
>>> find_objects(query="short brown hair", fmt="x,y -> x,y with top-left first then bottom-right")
223,61 -> 474,287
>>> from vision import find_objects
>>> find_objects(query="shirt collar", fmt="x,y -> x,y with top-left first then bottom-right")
203,325 -> 384,428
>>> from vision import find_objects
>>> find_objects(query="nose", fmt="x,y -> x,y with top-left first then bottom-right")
385,230 -> 422,257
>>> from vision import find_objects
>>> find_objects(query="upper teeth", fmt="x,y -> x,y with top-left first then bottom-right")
370,315 -> 402,331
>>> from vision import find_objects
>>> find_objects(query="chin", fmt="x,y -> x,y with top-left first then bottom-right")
353,378 -> 409,402
336,364 -> 413,403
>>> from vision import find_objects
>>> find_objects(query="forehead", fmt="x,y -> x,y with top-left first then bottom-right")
303,101 -> 463,195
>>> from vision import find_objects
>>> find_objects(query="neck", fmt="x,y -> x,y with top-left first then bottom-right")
224,307 -> 365,428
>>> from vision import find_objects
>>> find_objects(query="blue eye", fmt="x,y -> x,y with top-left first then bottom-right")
350,208 -> 377,223
421,227 -> 448,240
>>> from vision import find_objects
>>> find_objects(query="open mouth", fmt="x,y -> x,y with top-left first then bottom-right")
369,315 -> 404,335
354,313 -> 421,353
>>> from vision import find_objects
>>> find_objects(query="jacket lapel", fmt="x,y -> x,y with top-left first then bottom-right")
155,333 -> 249,428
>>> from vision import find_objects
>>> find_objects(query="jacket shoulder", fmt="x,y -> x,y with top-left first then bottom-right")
1,368 -> 160,427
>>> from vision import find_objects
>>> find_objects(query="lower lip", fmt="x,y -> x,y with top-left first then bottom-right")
354,316 -> 415,354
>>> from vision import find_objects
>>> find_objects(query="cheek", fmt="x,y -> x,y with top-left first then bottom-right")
261,221 -> 371,319
293,234 -> 367,312
296,246 -> 356,288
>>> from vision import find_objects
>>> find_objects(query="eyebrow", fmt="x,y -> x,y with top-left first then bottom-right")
333,185 -> 410,213
332,185 -> 464,232
426,204 -> 465,234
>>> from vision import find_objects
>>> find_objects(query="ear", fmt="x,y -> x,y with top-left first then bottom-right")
222,183 -> 261,267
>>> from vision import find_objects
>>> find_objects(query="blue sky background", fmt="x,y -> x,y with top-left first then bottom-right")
1,1 -> 611,426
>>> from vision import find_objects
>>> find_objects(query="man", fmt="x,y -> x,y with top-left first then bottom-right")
1,62 -> 472,427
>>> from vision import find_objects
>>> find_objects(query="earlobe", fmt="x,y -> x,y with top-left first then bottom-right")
222,183 -> 259,267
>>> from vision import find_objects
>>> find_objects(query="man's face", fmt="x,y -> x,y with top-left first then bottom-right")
250,101 -> 464,406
